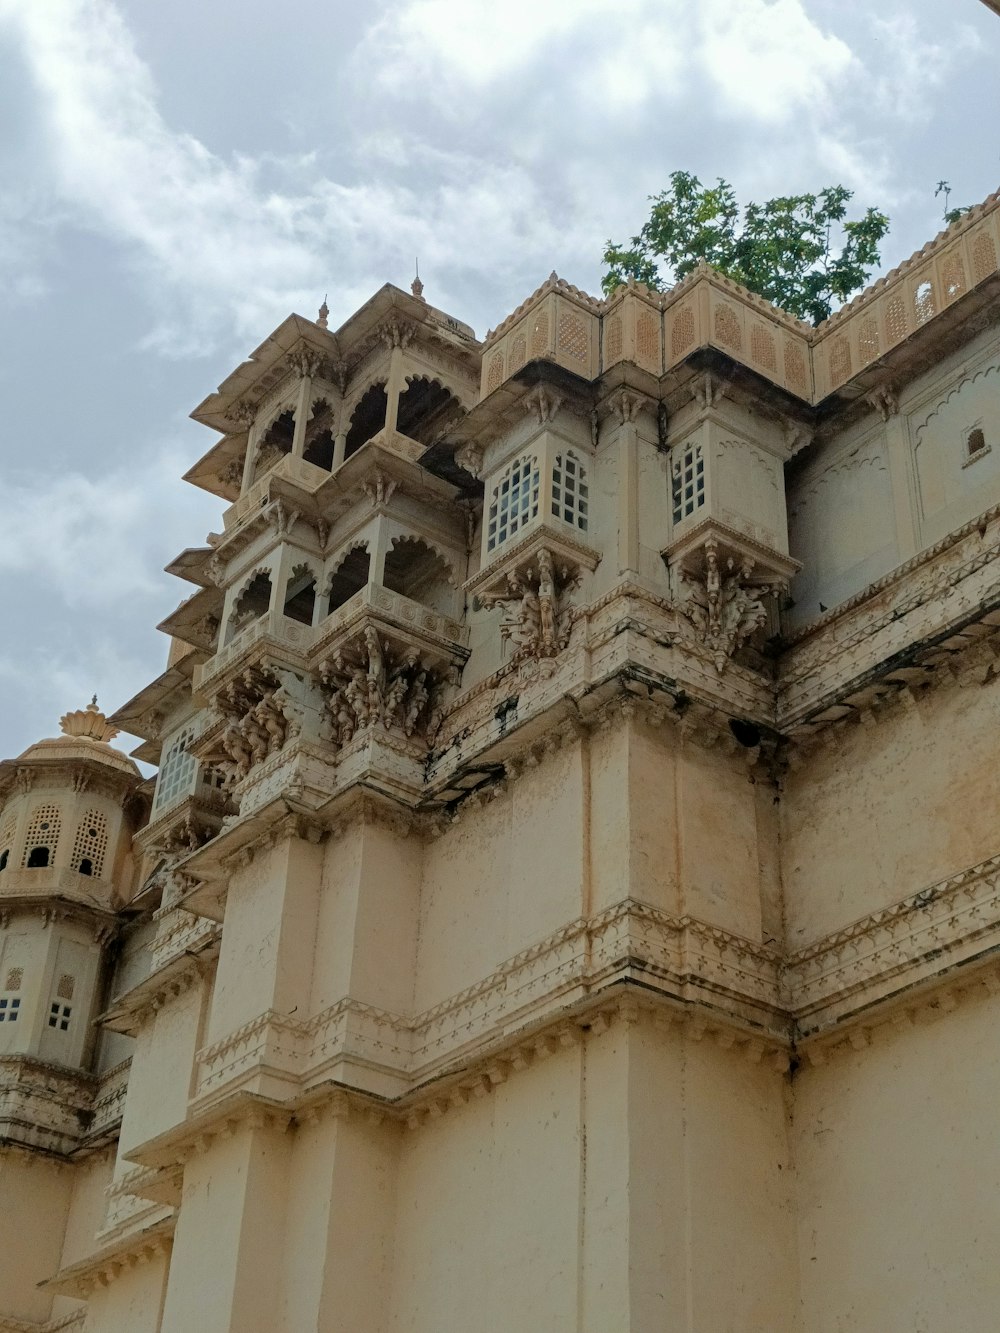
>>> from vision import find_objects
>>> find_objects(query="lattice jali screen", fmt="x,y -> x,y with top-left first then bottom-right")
71,811 -> 109,877
22,804 -> 60,866
714,304 -> 742,353
551,452 -> 589,533
487,454 -> 541,553
5,968 -> 22,992
671,443 -> 706,526
0,814 -> 16,857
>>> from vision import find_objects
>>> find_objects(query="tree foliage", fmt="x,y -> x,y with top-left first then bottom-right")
602,171 -> 890,326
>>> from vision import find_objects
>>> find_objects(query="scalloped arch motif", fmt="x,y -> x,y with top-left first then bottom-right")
387,534 -> 459,588
344,379 -> 388,424
233,563 -> 276,600
255,399 -> 297,446
789,440 -> 888,520
915,362 -> 1000,439
327,538 -> 370,573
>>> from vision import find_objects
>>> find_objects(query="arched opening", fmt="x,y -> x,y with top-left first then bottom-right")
79,858 -> 93,877
253,410 -> 296,483
226,571 -> 273,643
303,400 -> 336,472
382,537 -> 455,615
283,565 -> 317,625
327,545 -> 371,615
396,377 -> 464,448
0,850 -> 8,872
344,384 -> 388,459
968,427 -> 987,458
27,846 -> 50,868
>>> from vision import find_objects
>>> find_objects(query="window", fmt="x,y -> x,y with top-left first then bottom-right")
282,566 -> 317,625
487,454 -> 540,552
326,545 -> 370,614
22,804 -> 60,867
153,727 -> 198,816
72,811 -> 108,876
671,443 -> 706,525
551,452 -> 588,533
968,428 -> 987,459
0,997 -> 20,1023
48,1002 -> 72,1032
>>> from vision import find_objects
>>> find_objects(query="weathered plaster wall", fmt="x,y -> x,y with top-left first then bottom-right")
781,671 -> 1000,947
793,989 -> 1000,1332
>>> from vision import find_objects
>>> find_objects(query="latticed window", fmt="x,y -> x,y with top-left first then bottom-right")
153,727 -> 198,816
671,443 -> 706,525
0,813 -> 16,872
487,454 -> 540,552
551,452 -> 588,533
48,1001 -> 72,1032
0,996 -> 20,1023
23,804 -> 60,868
72,811 -> 108,877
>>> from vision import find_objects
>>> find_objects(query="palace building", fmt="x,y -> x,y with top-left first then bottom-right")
2,188 -> 1000,1331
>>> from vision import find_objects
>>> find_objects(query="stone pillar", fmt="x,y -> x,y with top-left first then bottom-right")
384,345 -> 404,435
291,367 -> 314,460
883,405 -> 919,558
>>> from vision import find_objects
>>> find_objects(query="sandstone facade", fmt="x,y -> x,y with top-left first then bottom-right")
3,191 -> 1000,1331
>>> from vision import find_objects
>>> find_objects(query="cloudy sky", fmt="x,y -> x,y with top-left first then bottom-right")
0,0 -> 998,762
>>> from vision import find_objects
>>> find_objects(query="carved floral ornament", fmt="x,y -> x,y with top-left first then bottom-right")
318,625 -> 458,749
478,546 -> 582,664
677,538 -> 781,673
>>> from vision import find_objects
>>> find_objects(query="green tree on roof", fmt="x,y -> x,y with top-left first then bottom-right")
602,171 -> 890,326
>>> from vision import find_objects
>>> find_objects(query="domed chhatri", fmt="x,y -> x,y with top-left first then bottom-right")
59,696 -> 119,744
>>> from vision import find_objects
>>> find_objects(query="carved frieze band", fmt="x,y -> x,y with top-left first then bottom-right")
187,850 -> 1000,1113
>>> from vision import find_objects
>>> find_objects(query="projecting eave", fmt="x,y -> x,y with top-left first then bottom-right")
164,545 -> 216,588
110,653 -> 200,745
191,313 -> 335,433
190,285 -> 480,437
182,431 -> 247,501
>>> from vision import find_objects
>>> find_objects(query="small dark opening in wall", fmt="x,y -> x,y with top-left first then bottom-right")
27,846 -> 50,868
729,719 -> 761,749
78,858 -> 93,877
968,427 -> 987,457
0,850 -> 7,871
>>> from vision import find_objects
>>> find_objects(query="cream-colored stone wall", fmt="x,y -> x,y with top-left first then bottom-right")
793,991 -> 1000,1332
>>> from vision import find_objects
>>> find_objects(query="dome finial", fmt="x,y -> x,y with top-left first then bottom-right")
411,258 -> 425,302
317,295 -> 329,329
60,699 -> 119,743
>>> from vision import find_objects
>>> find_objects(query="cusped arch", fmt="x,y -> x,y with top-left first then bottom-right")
252,405 -> 296,482
344,382 -> 389,459
396,375 -> 466,447
382,535 -> 459,616
282,561 -> 320,626
225,564 -> 275,643
915,363 -> 1000,439
326,540 -> 371,614
303,397 -> 337,471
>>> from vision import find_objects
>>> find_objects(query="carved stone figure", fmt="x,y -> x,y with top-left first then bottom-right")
318,628 -> 451,748
678,538 -> 773,673
214,666 -> 299,785
481,547 -> 581,663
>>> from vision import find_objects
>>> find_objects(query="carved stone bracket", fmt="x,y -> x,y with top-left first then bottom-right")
478,546 -> 583,664
866,383 -> 899,421
677,537 -> 783,673
317,625 -> 458,750
211,666 -> 304,787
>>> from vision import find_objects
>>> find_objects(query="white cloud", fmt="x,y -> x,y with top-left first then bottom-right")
0,451 -> 217,605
